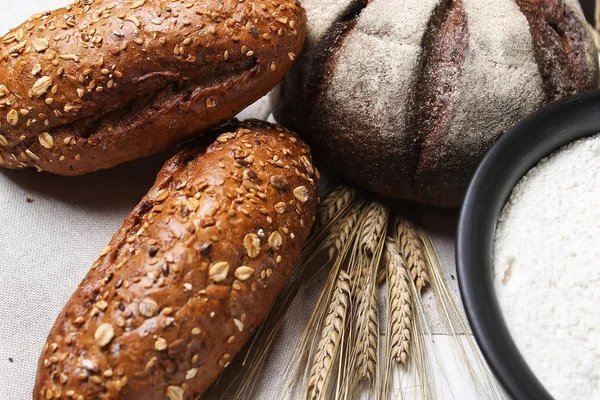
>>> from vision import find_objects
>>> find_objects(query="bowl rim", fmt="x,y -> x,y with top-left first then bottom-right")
457,89 -> 600,400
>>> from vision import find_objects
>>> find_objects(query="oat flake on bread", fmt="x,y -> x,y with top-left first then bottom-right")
494,133 -> 600,400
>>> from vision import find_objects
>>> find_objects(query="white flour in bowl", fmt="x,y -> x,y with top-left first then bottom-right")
494,133 -> 600,400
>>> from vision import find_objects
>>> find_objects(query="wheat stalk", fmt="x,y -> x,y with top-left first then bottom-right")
307,271 -> 351,400
384,238 -> 413,366
417,227 -> 506,400
396,217 -> 430,292
411,291 -> 435,400
315,185 -> 357,230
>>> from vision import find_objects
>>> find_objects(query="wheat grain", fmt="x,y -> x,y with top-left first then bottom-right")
384,238 -> 413,366
315,185 -> 356,230
396,217 -> 430,292
360,202 -> 389,256
307,271 -> 351,400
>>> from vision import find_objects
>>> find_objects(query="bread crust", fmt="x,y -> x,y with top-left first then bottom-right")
33,120 -> 319,400
0,0 -> 306,175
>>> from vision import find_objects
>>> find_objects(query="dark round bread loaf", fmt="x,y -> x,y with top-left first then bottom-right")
271,0 -> 599,207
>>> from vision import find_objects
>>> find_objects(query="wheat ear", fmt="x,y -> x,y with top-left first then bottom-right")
396,217 -> 430,292
354,287 -> 378,383
307,271 -> 351,400
352,202 -> 387,384
348,202 -> 387,394
315,185 -> 357,230
325,203 -> 362,259
384,238 -> 413,366
280,259 -> 344,399
349,202 -> 389,297
360,203 -> 389,256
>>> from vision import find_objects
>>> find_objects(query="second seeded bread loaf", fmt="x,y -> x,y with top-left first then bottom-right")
0,0 -> 305,175
33,120 -> 319,400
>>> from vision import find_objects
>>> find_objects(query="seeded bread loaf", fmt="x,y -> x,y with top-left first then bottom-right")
0,0 -> 305,175
272,0 -> 599,207
33,120 -> 319,400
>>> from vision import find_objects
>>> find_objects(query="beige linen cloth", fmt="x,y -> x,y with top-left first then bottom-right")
0,3 -> 463,399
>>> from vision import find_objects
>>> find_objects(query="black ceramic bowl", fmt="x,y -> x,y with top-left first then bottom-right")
457,89 -> 600,400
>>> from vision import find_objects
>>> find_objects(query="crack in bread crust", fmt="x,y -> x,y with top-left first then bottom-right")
407,0 -> 469,190
1,63 -> 259,174
303,0 -> 370,118
514,0 -> 599,101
